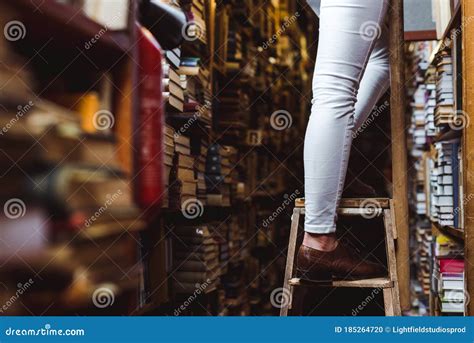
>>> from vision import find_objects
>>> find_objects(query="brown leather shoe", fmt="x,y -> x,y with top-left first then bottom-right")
296,242 -> 386,281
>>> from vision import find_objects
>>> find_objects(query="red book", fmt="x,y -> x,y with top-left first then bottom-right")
439,258 -> 464,274
135,25 -> 164,210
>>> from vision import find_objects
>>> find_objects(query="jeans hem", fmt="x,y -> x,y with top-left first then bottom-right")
304,224 -> 336,234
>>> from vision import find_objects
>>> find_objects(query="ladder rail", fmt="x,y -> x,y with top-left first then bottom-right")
280,207 -> 302,316
388,0 -> 409,311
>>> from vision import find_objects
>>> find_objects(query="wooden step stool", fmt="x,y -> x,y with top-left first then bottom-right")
279,198 -> 401,316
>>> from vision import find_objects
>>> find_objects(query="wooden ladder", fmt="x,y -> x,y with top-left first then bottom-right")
279,198 -> 401,316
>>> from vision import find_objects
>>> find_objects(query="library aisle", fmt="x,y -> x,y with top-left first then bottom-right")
0,0 -> 471,317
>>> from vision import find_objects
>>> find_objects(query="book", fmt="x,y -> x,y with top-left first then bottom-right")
135,25 -> 164,209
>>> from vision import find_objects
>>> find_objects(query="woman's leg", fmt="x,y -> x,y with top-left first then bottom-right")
303,0 -> 389,247
353,24 -> 390,132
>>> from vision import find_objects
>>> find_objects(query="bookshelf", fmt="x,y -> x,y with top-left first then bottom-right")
462,0 -> 474,318
0,0 -> 142,315
406,0 -> 473,316
136,0 -> 315,315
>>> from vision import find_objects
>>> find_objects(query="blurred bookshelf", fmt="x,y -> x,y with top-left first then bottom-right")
405,0 -> 470,316
0,0 -> 314,316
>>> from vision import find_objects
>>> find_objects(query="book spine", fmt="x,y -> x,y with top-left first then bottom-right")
452,141 -> 460,227
135,26 -> 164,209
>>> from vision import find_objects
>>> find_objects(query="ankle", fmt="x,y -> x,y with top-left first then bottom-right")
303,232 -> 338,252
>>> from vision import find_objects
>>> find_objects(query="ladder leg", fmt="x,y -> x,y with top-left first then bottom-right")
383,288 -> 395,316
280,207 -> 301,316
391,281 -> 402,315
383,207 -> 402,315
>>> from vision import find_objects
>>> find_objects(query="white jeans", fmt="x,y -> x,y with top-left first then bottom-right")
304,0 -> 390,233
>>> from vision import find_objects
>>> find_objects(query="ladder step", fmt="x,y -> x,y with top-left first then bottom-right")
288,277 -> 393,288
299,207 -> 383,217
295,198 -> 391,209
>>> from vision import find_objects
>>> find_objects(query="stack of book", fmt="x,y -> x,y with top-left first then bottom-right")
410,84 -> 428,146
163,125 -> 176,208
424,68 -> 437,137
196,66 -> 212,123
173,225 -> 220,294
434,51 -> 454,126
410,150 -> 428,215
220,146 -> 233,206
193,139 -> 208,205
210,222 -> 229,275
220,145 -> 242,206
225,28 -> 243,71
163,48 -> 185,113
415,220 -> 432,295
170,134 -> 197,210
217,80 -> 250,130
162,0 -> 212,125
205,144 -> 224,206
178,63 -> 212,124
432,140 -> 460,227
180,0 -> 207,45
178,56 -> 200,76
432,234 -> 464,315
